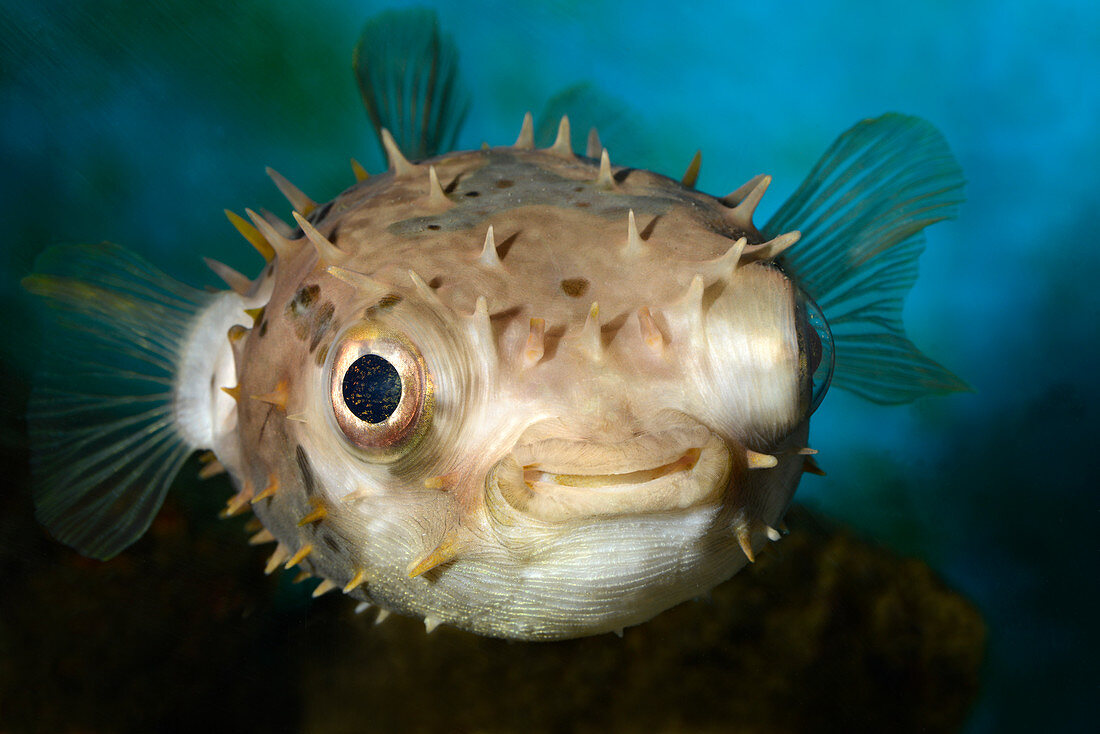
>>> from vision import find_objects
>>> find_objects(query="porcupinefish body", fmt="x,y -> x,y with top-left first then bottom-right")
24,10 -> 966,640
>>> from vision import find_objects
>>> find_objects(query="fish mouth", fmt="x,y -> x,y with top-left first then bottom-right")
488,413 -> 732,523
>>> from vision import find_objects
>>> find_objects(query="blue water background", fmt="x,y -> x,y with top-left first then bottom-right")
1,1 -> 1096,730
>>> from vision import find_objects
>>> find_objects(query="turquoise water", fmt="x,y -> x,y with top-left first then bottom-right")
1,1 -> 1096,731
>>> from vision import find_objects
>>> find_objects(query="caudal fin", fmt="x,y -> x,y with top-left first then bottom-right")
765,113 -> 969,404
23,244 -> 213,559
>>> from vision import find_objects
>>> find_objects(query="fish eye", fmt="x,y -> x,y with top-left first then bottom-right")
329,324 -> 432,461
795,289 -> 834,415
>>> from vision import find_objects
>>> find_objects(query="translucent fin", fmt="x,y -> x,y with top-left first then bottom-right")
22,244 -> 213,559
764,114 -> 969,404
353,8 -> 470,160
535,82 -> 639,157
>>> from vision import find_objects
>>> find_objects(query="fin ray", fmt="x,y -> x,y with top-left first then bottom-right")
24,243 -> 213,559
765,114 -> 967,404
353,8 -> 470,160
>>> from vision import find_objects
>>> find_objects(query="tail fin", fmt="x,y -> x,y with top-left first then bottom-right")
353,8 -> 470,161
764,113 -> 969,404
23,243 -> 213,559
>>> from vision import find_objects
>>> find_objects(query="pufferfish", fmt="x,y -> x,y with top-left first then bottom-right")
23,10 -> 966,640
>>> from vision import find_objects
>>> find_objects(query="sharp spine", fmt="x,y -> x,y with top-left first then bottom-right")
681,150 -> 702,188
478,226 -> 502,268
343,568 -> 368,593
248,528 -> 276,546
380,128 -> 416,176
586,126 -> 603,157
292,211 -> 346,265
736,524 -> 755,563
595,149 -> 614,188
742,231 -> 801,262
549,115 -> 573,156
427,165 -> 451,207
408,269 -> 446,309
407,534 -> 461,578
375,608 -> 392,624
225,209 -> 274,262
637,307 -> 665,355
222,482 -> 254,517
265,544 -> 290,575
354,602 -> 371,614
312,579 -> 338,598
204,258 -> 252,295
623,209 -> 644,256
251,379 -> 289,412
251,474 -> 279,503
198,459 -> 225,480
522,317 -> 546,368
220,385 -> 242,402
802,455 -> 826,475
724,174 -> 771,229
513,111 -> 535,149
265,166 -> 317,216
298,504 -> 328,526
746,449 -> 779,469
325,265 -> 388,300
579,302 -> 602,359
245,208 -> 298,261
350,157 -> 369,182
424,615 -> 442,634
285,543 -> 314,569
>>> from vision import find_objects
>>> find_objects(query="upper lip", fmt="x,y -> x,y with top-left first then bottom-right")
488,412 -> 732,522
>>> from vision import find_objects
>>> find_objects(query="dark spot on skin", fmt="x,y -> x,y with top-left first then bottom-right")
495,179 -> 513,188
258,320 -> 268,338
464,190 -> 480,197
573,186 -> 584,192
574,202 -> 590,208
296,445 -> 318,497
364,293 -> 402,320
288,285 -> 320,315
428,276 -> 443,289
309,302 -> 335,353
322,533 -> 340,552
427,224 -> 441,231
560,278 -> 589,298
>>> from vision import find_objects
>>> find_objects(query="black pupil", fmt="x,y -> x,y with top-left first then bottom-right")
342,354 -> 402,424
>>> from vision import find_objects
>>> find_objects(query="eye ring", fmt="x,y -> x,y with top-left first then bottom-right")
329,323 -> 432,462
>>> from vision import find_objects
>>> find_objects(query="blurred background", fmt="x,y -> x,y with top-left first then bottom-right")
0,1 -> 1095,732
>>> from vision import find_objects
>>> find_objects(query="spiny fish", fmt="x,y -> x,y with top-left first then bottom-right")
23,9 -> 966,640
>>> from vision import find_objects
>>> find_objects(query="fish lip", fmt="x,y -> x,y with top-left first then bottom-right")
487,414 -> 732,523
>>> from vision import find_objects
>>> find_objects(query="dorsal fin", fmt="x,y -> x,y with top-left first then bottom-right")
764,113 -> 968,404
353,8 -> 470,161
